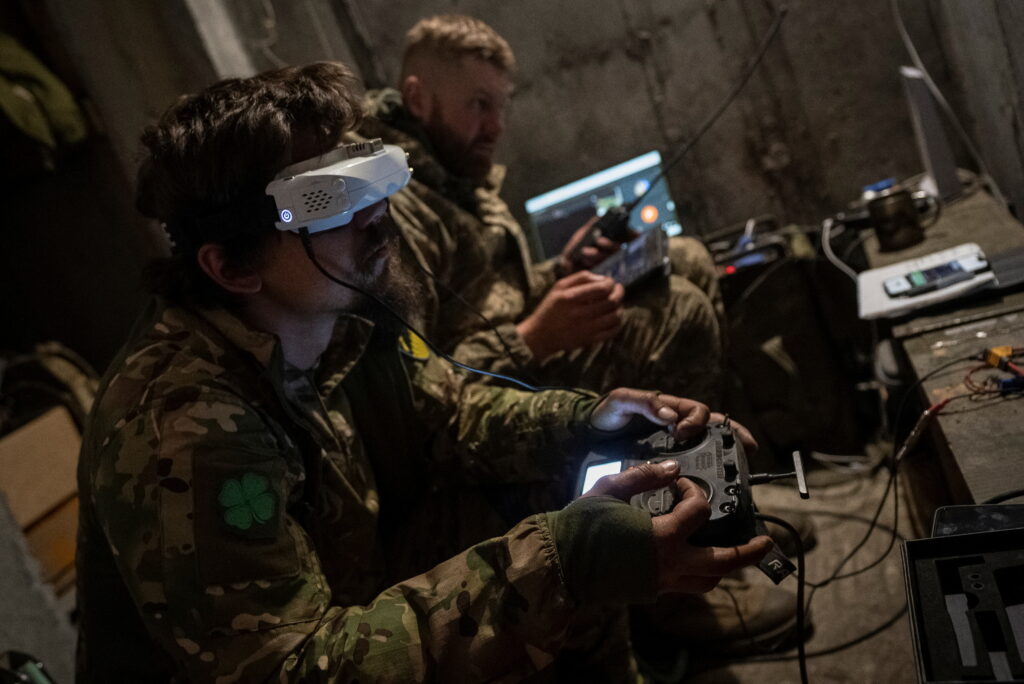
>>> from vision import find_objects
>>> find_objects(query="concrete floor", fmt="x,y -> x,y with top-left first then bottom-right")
684,463 -> 920,684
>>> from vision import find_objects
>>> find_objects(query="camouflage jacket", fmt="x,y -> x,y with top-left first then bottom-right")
355,90 -> 559,379
75,299 -> 612,683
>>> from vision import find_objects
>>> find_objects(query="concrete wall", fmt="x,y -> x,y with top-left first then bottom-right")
933,0 -> 1024,215
40,0 -> 976,240
38,0 -> 1019,237
0,1 -> 215,369
346,0 -> 955,237
44,0 -> 224,183
222,0 -> 360,76
10,0 -> 1022,368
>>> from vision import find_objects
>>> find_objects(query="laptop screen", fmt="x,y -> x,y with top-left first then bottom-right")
525,150 -> 682,259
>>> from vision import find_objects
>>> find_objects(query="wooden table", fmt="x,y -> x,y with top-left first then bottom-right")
861,189 -> 1024,532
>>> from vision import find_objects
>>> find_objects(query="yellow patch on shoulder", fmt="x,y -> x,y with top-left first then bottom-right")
398,329 -> 430,361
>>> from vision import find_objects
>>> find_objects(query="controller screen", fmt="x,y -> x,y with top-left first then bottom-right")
580,461 -> 624,495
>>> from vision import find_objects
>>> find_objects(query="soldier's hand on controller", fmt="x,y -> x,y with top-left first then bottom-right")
557,216 -> 622,274
516,271 -> 625,360
584,461 -> 772,594
590,388 -> 758,454
590,388 -> 708,438
708,411 -> 758,455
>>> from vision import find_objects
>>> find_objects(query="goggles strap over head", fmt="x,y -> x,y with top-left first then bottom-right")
164,195 -> 279,253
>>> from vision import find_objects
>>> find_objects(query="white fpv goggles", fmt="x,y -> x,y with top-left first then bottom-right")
265,138 -> 411,234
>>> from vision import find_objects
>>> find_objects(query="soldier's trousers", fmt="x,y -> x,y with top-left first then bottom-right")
536,236 -> 724,406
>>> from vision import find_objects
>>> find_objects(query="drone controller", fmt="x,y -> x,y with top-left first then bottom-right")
590,228 -> 671,289
567,206 -> 633,265
576,422 -> 808,583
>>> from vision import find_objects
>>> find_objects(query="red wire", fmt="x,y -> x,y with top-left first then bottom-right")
963,364 -> 994,393
918,348 -> 1024,421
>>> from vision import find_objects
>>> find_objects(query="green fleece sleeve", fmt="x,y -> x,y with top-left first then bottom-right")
544,495 -> 658,605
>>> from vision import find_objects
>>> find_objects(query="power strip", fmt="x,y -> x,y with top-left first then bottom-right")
857,243 -> 995,319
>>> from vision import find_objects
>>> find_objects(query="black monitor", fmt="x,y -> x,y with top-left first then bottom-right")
525,150 -> 682,259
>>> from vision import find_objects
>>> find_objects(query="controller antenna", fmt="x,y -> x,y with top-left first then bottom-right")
749,451 -> 810,499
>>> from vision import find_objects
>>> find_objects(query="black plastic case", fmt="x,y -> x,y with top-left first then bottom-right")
902,527 -> 1024,682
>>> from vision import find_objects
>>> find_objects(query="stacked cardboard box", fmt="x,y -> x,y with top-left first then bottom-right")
0,406 -> 80,596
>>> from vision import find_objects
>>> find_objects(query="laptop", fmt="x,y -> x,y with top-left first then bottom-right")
524,150 -> 682,260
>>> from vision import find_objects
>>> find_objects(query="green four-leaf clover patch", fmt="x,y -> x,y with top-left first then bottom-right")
219,472 -> 277,533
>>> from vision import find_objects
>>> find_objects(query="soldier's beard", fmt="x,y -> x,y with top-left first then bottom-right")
352,245 -> 425,346
423,103 -> 495,185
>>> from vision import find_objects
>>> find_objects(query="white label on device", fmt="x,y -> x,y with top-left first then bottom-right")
884,276 -> 912,296
958,254 -> 988,272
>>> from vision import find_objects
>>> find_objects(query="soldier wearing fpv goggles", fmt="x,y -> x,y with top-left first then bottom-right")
75,62 -> 769,683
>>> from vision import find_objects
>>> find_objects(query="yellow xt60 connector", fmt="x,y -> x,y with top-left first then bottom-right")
985,345 -> 1015,370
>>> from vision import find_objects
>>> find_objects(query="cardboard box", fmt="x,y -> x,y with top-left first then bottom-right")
25,496 -> 78,588
0,406 -> 81,595
0,406 -> 80,527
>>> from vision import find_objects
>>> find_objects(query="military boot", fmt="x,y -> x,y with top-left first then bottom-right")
760,508 -> 817,559
632,569 -> 811,658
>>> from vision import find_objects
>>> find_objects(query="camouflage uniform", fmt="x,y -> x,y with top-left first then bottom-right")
76,299 -> 651,682
355,89 -> 724,405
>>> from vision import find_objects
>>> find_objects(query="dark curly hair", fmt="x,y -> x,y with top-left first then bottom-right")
137,61 -> 364,308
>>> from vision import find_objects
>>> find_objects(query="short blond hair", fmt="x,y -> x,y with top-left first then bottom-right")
401,14 -> 515,79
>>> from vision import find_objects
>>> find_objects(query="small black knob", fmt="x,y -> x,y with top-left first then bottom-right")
722,431 -> 735,449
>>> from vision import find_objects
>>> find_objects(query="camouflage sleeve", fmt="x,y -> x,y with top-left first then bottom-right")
90,391 -> 580,682
389,188 -> 540,376
447,322 -> 537,379
411,354 -> 599,485
529,257 -> 560,301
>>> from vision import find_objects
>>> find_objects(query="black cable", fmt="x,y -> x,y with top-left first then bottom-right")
809,434 -> 932,586
798,390 -> 950,624
863,354 -> 1008,582
741,353 -> 997,631
628,5 -> 789,215
297,229 -> 593,397
805,472 -> 898,589
737,509 -> 907,663
807,393 -> 949,589
755,513 -> 808,684
745,603 -> 908,662
726,257 -> 794,322
898,351 -> 1023,428
816,361 -> 1019,593
569,5 -> 788,260
772,507 -> 902,539
982,488 -> 1024,505
839,232 -> 871,263
806,397 -> 931,597
408,257 -> 535,381
892,352 -> 981,439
